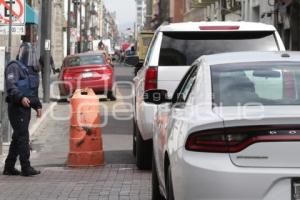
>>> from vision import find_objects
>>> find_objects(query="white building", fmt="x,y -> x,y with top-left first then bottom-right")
136,0 -> 146,30
240,0 -> 274,25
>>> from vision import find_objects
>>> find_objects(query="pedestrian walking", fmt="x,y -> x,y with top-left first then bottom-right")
39,54 -> 58,74
3,42 -> 42,176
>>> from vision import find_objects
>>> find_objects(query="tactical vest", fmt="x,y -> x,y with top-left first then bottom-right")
9,60 -> 39,97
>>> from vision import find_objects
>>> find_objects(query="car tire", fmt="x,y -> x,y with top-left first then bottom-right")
107,90 -> 116,101
152,156 -> 164,200
166,165 -> 175,200
133,119 -> 137,156
136,126 -> 152,170
59,91 -> 69,102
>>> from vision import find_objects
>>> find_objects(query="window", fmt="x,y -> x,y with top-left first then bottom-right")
67,55 -> 105,66
173,65 -> 198,103
143,32 -> 158,67
159,31 -> 279,66
211,62 -> 300,106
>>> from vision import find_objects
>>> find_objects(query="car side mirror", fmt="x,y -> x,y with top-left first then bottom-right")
144,89 -> 170,105
124,55 -> 139,66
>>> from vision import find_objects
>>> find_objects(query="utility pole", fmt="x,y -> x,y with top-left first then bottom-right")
41,0 -> 52,103
74,0 -> 78,53
274,0 -> 279,30
67,0 -> 71,55
290,1 -> 300,50
79,0 -> 82,53
220,0 -> 227,21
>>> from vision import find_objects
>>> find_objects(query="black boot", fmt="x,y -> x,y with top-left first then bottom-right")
3,167 -> 21,176
21,166 -> 41,176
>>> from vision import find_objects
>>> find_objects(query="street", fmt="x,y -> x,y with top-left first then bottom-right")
0,64 -> 152,200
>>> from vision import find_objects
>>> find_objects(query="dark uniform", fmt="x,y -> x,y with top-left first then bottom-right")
3,43 -> 41,176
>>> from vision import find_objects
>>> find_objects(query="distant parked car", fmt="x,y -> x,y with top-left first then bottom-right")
126,21 -> 286,170
58,51 -> 116,101
149,51 -> 300,200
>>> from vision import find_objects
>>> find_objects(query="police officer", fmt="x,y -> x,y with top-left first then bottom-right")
3,42 -> 42,176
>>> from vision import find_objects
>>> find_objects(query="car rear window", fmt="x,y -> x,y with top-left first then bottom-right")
66,55 -> 105,66
211,62 -> 300,106
159,31 -> 279,66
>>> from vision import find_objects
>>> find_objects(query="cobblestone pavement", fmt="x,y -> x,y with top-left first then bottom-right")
0,65 -> 152,200
0,164 -> 151,200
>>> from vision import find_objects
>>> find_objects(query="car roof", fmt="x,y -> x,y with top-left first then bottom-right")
200,51 -> 300,66
158,21 -> 277,32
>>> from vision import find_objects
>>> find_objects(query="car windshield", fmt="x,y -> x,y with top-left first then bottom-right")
66,55 -> 105,66
211,62 -> 300,106
159,31 -> 279,66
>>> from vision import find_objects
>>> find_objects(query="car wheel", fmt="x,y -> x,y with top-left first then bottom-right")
152,156 -> 164,200
107,90 -> 116,101
166,166 -> 175,200
133,119 -> 137,156
136,126 -> 152,170
59,91 -> 69,102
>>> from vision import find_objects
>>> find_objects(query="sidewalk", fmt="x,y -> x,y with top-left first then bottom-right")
0,101 -> 56,163
1,73 -> 59,157
0,91 -> 151,200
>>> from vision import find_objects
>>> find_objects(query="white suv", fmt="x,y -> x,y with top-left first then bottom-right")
132,21 -> 285,169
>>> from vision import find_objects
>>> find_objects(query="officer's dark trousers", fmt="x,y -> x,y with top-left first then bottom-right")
5,104 -> 31,170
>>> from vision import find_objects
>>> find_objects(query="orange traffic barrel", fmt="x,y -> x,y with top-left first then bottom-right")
68,88 -> 104,167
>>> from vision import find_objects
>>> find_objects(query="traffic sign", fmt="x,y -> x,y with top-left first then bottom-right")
0,0 -> 25,35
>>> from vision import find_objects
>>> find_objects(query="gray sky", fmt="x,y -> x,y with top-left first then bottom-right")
103,0 -> 136,31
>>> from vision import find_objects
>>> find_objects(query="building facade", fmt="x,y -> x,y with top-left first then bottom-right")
136,0 -> 147,31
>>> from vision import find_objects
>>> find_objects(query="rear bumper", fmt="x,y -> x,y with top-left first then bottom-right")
171,148 -> 300,200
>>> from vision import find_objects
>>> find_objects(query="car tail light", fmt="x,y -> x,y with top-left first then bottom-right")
186,126 -> 300,153
199,26 -> 240,30
145,67 -> 157,91
62,70 -> 73,80
96,66 -> 113,74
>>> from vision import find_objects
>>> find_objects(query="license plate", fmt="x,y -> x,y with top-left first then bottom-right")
82,72 -> 93,78
292,179 -> 300,200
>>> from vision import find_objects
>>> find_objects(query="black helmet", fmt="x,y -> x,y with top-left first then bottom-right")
17,42 -> 38,69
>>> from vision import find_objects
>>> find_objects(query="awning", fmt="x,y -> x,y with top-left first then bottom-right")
26,3 -> 38,24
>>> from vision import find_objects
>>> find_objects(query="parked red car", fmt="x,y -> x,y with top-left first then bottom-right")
58,51 -> 116,100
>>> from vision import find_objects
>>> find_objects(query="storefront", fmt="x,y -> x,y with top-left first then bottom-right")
21,2 -> 39,43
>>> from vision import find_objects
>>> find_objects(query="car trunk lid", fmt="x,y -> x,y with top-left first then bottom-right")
63,65 -> 112,81
214,106 -> 300,168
